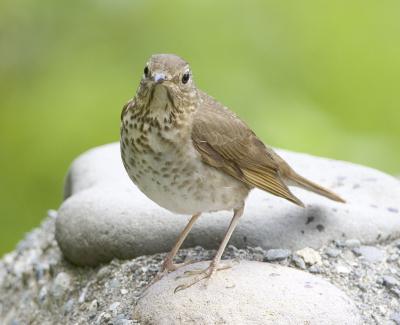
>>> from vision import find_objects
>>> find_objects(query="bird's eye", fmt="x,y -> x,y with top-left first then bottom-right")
182,72 -> 190,84
144,66 -> 149,77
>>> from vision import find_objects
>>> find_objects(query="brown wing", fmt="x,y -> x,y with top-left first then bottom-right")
192,91 -> 304,207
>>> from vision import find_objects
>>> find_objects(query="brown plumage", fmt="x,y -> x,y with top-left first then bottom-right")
120,53 -> 345,292
192,90 -> 344,207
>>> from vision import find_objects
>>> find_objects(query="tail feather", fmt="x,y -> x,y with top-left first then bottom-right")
288,172 -> 346,203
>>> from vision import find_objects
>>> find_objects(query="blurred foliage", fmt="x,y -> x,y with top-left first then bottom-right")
0,0 -> 399,255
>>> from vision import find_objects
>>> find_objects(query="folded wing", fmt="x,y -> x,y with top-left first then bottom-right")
192,91 -> 304,207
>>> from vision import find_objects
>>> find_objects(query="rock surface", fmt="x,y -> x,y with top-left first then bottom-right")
135,261 -> 361,325
56,143 -> 400,266
1,213 -> 400,324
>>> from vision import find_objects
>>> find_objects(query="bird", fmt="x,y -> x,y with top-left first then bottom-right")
120,53 -> 345,292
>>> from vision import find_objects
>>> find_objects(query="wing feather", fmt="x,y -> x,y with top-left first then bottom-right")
192,91 -> 304,207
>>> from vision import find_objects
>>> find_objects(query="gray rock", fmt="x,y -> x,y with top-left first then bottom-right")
96,266 -> 111,281
382,275 -> 399,288
51,272 -> 72,299
292,254 -> 306,269
63,299 -> 74,314
114,319 -> 134,325
387,254 -> 399,262
38,286 -> 48,304
108,278 -> 121,290
308,264 -> 322,274
56,143 -> 400,266
345,239 -> 361,248
296,247 -> 322,265
2,214 -> 400,325
265,249 -> 291,261
134,261 -> 362,325
325,247 -> 341,258
109,301 -> 121,314
88,299 -> 98,314
357,246 -> 385,263
391,312 -> 400,325
335,264 -> 351,274
394,239 -> 400,249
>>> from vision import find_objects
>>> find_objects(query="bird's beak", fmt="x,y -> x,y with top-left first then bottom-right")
153,73 -> 166,84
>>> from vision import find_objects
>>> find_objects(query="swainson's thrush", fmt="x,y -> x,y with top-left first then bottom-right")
120,54 -> 345,292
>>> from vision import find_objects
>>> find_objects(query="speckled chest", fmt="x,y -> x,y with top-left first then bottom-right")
121,108 -> 193,186
120,109 -> 249,214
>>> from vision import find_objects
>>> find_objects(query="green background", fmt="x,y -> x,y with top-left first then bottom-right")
1,0 -> 399,256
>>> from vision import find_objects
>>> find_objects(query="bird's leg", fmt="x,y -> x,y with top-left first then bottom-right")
158,213 -> 201,276
174,205 -> 244,293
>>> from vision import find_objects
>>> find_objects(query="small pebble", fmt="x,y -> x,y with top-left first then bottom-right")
296,247 -> 322,265
382,275 -> 399,288
291,255 -> 306,270
345,239 -> 361,248
52,272 -> 72,299
252,246 -> 265,254
114,320 -> 134,325
96,312 -> 112,325
97,266 -> 111,281
378,305 -> 387,315
391,312 -> 400,325
308,265 -> 321,274
109,301 -> 121,313
265,249 -> 291,261
357,283 -> 368,292
391,288 -> 400,298
109,278 -> 121,290
336,265 -> 351,274
88,299 -> 98,313
38,286 -> 48,304
325,247 -> 341,258
63,299 -> 74,314
357,246 -> 385,263
394,240 -> 400,249
334,240 -> 346,248
388,254 -> 399,263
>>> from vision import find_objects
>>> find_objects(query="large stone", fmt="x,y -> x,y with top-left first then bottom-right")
134,261 -> 362,324
56,143 -> 400,266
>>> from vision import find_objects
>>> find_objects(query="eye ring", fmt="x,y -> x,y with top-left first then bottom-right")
182,72 -> 190,84
144,66 -> 149,77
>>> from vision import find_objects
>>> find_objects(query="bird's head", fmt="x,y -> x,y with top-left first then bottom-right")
136,54 -> 198,113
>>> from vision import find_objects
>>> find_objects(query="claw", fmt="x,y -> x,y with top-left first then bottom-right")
174,271 -> 210,293
149,258 -> 196,287
176,262 -> 232,280
174,261 -> 233,293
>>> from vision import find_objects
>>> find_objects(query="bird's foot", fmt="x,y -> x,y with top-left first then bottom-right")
162,258 -> 190,273
154,258 -> 195,282
179,258 -> 240,278
174,261 -> 232,293
145,258 -> 195,290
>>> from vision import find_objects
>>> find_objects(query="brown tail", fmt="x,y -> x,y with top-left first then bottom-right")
288,172 -> 346,203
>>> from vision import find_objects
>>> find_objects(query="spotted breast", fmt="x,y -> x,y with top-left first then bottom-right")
120,97 -> 250,215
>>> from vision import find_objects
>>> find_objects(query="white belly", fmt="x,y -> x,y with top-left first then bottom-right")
121,125 -> 249,214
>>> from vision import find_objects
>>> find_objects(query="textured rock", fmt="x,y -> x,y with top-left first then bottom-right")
56,143 -> 400,266
265,248 -> 291,261
345,239 -> 361,248
382,275 -> 399,288
296,247 -> 322,265
134,261 -> 362,325
325,247 -> 341,258
356,246 -> 385,263
2,214 -> 400,324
